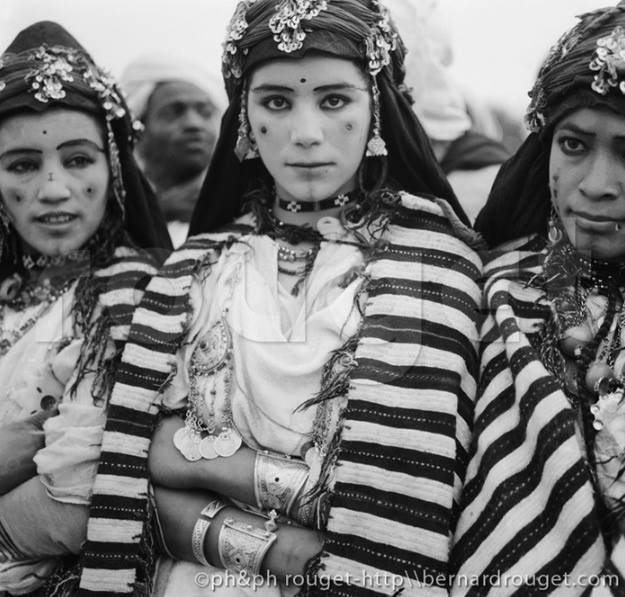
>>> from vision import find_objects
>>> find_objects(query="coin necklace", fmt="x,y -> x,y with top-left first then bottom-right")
173,308 -> 243,461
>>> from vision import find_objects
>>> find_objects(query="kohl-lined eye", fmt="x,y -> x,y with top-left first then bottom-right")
558,136 -> 586,156
321,95 -> 349,110
6,158 -> 39,174
261,96 -> 290,111
65,153 -> 96,169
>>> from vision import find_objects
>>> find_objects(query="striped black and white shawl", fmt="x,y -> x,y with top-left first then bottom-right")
451,235 -> 625,596
78,193 -> 481,596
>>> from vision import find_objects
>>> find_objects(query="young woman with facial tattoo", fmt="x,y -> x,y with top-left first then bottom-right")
453,2 -> 625,594
105,1 -> 482,596
0,20 -> 171,596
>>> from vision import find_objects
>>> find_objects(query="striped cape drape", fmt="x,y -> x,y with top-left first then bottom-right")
64,247 -> 161,597
451,236 -> 625,596
78,193 -> 481,596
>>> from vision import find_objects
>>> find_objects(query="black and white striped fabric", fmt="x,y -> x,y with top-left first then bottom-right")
65,247 -> 161,597
78,193 -> 481,596
451,236 -> 625,596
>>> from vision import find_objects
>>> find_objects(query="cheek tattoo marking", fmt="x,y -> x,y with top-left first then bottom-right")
551,174 -> 559,200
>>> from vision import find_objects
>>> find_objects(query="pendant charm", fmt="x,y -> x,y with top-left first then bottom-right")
214,428 -> 242,457
585,362 -> 614,393
199,435 -> 219,459
560,324 -> 593,358
173,426 -> 202,462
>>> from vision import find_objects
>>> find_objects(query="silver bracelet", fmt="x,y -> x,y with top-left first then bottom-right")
217,517 -> 277,575
254,451 -> 309,516
191,499 -> 228,566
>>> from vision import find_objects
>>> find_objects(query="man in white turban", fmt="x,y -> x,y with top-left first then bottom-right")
121,55 -> 226,246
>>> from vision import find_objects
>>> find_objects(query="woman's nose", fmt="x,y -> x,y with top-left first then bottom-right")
36,172 -> 71,202
290,108 -> 323,147
578,152 -> 622,201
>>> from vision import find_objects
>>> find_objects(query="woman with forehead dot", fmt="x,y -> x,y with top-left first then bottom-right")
0,20 -> 171,596
112,1 -> 482,596
453,2 -> 625,593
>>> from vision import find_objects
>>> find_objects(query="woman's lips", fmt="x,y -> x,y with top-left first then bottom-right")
572,211 -> 624,232
35,213 -> 77,225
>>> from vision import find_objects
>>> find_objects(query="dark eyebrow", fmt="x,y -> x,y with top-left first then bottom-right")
313,83 -> 368,93
558,122 -> 625,142
0,148 -> 41,159
57,139 -> 105,151
250,84 -> 294,93
250,83 -> 368,94
557,123 -> 595,137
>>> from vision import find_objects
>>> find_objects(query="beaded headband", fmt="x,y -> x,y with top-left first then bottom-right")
527,21 -> 625,132
222,0 -> 398,82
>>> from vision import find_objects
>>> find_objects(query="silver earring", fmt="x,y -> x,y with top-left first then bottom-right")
548,206 -> 563,244
234,83 -> 259,162
366,77 -> 387,157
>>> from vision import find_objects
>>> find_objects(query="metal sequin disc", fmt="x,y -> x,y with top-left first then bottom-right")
173,427 -> 202,462
214,429 -> 242,457
199,435 -> 219,459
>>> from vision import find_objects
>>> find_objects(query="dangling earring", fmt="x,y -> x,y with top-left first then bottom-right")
0,202 -> 12,264
106,120 -> 126,219
234,82 -> 259,162
548,205 -> 563,244
366,77 -> 387,157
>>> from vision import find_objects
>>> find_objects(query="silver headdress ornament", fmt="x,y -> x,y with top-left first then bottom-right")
0,45 -> 127,122
223,0 -> 398,80
589,25 -> 625,95
269,0 -> 329,53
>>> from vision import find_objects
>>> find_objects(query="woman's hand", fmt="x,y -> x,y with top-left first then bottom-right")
0,408 -> 58,494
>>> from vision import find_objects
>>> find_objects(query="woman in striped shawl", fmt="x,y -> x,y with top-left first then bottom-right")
90,1 -> 481,596
0,20 -> 171,596
453,2 -> 625,594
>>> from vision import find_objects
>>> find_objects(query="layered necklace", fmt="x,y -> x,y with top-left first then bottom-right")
258,189 -> 365,296
536,240 -> 625,463
0,250 -> 91,356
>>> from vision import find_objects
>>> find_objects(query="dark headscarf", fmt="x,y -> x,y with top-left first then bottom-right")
0,21 -> 172,260
189,0 -> 468,234
476,2 -> 625,247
